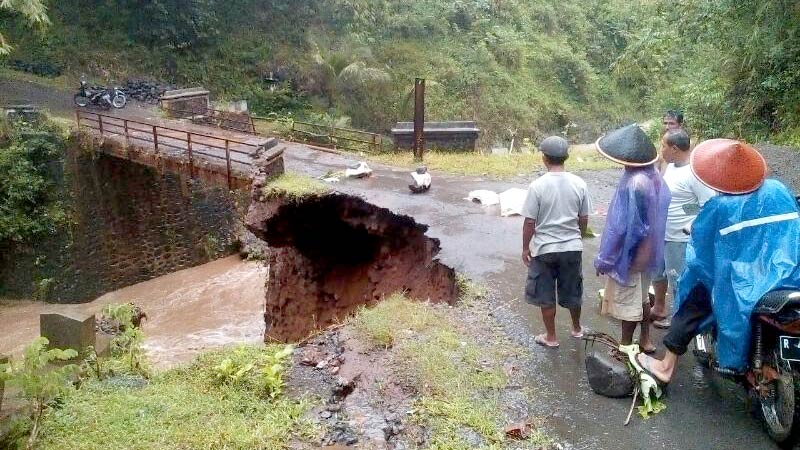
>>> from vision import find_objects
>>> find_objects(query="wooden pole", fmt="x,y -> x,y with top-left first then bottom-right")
152,125 -> 159,153
124,119 -> 129,146
187,132 -> 194,179
75,110 -> 81,128
98,114 -> 104,135
225,140 -> 232,190
413,78 -> 425,162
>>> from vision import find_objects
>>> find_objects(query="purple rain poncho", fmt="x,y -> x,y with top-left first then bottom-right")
594,166 -> 671,285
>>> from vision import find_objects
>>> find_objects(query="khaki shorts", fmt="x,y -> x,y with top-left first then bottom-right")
601,273 -> 651,322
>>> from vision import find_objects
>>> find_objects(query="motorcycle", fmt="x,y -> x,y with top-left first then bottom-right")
693,198 -> 800,447
74,81 -> 127,109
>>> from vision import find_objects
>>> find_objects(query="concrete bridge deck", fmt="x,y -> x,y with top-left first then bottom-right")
75,109 -> 282,189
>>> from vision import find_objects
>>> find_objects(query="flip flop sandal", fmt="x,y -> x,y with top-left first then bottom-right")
570,327 -> 587,338
634,340 -> 657,354
653,319 -> 671,329
534,334 -> 559,348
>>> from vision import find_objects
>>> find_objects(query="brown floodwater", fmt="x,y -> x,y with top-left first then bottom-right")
0,256 -> 265,369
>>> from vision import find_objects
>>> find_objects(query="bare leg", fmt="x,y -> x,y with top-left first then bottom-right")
638,351 -> 679,383
651,280 -> 668,319
639,302 -> 655,352
568,306 -> 582,335
540,307 -> 558,344
621,321 -> 637,345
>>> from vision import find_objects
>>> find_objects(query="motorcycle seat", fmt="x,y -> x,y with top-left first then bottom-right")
753,289 -> 800,315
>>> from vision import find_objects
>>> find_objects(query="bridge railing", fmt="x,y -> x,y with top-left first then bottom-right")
160,104 -> 257,134
251,114 -> 384,154
75,109 -> 261,189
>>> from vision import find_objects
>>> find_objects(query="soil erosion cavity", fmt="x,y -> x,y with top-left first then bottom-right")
246,191 -> 456,341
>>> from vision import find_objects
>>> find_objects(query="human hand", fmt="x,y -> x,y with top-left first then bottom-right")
522,250 -> 532,267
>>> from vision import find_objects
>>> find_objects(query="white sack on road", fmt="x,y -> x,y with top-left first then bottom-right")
465,190 -> 500,206
498,188 -> 527,216
345,161 -> 373,178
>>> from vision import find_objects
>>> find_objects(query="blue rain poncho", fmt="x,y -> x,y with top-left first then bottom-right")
595,166 -> 671,285
676,179 -> 800,371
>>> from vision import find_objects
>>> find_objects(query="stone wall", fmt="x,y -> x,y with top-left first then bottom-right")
0,141 -> 246,303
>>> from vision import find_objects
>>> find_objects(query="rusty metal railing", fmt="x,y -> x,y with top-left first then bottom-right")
75,109 -> 260,189
251,114 -> 384,154
161,105 -> 256,134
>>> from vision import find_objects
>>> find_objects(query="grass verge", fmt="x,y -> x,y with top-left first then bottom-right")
362,145 -> 614,179
33,345 -> 318,450
260,172 -> 330,201
0,67 -> 72,91
351,293 -> 551,449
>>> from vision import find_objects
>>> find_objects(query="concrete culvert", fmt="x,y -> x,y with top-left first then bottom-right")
245,192 -> 457,342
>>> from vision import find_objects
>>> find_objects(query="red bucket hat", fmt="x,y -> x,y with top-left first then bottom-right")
690,138 -> 767,195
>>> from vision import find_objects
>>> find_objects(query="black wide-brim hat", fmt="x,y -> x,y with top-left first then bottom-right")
595,123 -> 658,167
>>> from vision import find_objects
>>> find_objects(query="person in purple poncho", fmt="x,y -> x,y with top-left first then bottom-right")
594,124 -> 671,353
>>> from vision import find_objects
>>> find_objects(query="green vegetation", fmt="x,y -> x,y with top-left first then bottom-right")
35,345 -> 316,450
0,0 -> 642,146
366,145 -> 614,179
2,303 -> 316,450
614,1 -> 800,141
3,0 -> 798,144
0,0 -> 48,55
260,172 -> 330,201
456,273 -> 488,307
0,116 -> 68,247
352,294 -> 551,448
0,337 -> 79,449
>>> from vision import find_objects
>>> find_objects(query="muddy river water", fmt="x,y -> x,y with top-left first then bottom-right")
0,256 -> 265,368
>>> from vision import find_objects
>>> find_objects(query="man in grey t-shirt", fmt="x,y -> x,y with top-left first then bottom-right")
522,136 -> 590,348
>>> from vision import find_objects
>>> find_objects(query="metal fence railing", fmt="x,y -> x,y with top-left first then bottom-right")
161,105 -> 256,134
251,114 -> 384,154
75,109 -> 260,189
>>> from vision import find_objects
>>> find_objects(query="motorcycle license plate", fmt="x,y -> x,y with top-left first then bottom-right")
695,335 -> 707,352
779,336 -> 800,362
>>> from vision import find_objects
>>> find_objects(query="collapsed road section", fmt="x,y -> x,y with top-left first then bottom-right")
246,182 -> 457,342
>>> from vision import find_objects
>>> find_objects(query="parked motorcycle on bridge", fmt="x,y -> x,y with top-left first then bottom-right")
74,80 -> 126,109
693,198 -> 800,447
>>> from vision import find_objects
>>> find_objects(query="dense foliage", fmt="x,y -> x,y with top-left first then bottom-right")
0,117 -> 67,246
2,0 -> 799,143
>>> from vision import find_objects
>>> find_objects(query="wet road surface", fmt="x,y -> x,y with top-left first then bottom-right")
0,256 -> 265,369
283,145 -> 780,450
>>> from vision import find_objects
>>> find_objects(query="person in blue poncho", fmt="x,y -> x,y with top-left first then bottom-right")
638,139 -> 800,384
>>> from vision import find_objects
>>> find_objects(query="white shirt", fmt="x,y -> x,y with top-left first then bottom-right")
521,172 -> 590,256
663,163 -> 717,242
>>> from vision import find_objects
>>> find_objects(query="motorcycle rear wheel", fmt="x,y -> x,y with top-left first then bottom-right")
756,351 -> 800,448
74,94 -> 89,107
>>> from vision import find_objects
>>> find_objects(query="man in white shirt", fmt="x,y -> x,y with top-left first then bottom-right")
650,129 -> 716,327
522,136 -> 590,348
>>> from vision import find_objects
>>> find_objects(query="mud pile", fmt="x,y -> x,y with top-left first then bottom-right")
245,192 -> 456,342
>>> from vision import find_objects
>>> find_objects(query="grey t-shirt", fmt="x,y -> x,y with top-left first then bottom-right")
522,172 -> 590,256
